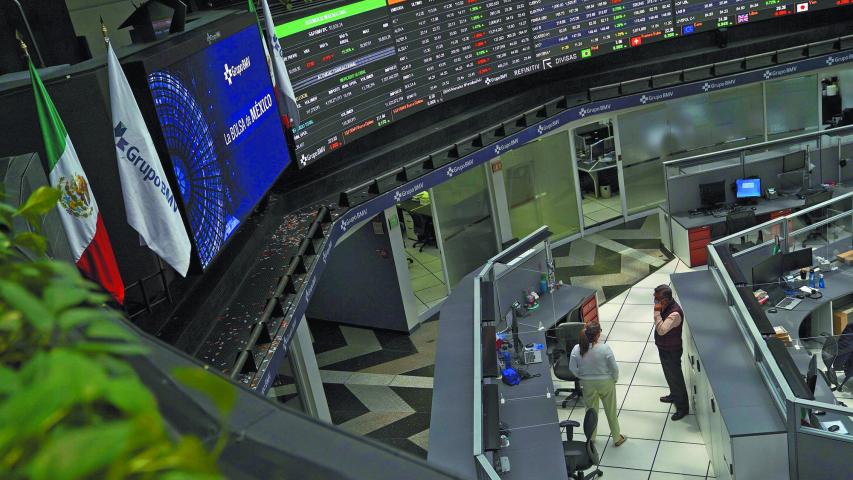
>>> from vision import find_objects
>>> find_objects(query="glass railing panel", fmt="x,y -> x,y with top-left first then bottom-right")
788,211 -> 853,261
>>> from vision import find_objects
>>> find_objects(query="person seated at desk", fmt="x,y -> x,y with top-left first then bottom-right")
569,323 -> 628,447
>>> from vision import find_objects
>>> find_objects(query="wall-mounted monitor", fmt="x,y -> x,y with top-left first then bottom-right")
147,24 -> 293,269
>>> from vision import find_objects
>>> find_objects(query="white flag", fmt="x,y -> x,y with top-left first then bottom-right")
260,0 -> 301,126
106,41 -> 192,276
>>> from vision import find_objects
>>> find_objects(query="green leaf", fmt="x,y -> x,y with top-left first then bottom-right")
73,341 -> 148,356
0,279 -> 54,331
43,285 -> 91,313
0,367 -> 19,396
85,320 -> 138,343
13,232 -> 47,256
173,367 -> 237,418
103,377 -> 158,415
25,421 -> 135,480
15,186 -> 60,220
56,307 -> 99,330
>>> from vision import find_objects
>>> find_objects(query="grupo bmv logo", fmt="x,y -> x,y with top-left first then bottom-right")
224,56 -> 251,85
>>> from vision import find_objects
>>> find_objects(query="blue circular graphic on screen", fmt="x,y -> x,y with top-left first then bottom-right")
148,70 -> 225,268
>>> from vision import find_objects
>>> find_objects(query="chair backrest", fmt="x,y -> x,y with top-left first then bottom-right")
558,321 -> 584,354
726,210 -> 756,235
822,334 -> 839,370
582,408 -> 600,466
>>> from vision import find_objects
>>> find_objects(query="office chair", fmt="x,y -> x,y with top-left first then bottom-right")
821,333 -> 851,393
560,408 -> 603,480
725,210 -> 757,253
802,190 -> 833,246
553,322 -> 584,408
411,213 -> 436,252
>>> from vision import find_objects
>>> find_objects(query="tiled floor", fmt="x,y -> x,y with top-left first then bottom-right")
280,221 -> 686,465
404,239 -> 448,315
555,258 -> 716,480
582,194 -> 622,226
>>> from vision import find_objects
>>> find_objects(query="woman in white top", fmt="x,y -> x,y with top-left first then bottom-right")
569,322 -> 627,446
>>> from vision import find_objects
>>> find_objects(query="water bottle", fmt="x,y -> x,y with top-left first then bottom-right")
819,274 -> 825,289
809,270 -> 815,289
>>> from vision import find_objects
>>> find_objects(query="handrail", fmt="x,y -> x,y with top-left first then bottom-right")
663,123 -> 853,168
709,190 -> 853,247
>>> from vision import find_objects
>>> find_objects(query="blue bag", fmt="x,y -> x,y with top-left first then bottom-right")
501,368 -> 521,386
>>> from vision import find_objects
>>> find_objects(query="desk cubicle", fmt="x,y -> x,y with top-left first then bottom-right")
671,193 -> 853,479
428,227 -> 597,479
660,124 -> 853,267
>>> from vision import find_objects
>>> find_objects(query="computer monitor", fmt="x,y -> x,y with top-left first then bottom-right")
736,178 -> 761,199
783,248 -> 813,273
806,354 -> 818,396
482,326 -> 498,378
752,253 -> 783,286
699,180 -> 726,208
482,383 -> 501,451
777,170 -> 806,194
783,151 -> 807,173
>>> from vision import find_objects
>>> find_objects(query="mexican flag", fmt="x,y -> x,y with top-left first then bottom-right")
28,59 -> 125,304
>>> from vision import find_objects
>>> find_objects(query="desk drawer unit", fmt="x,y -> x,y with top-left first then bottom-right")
581,295 -> 598,324
688,226 -> 711,267
769,209 -> 792,238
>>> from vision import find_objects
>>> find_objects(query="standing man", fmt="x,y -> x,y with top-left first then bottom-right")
654,285 -> 689,421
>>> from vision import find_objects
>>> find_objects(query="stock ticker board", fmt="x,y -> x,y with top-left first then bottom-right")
277,0 -> 849,167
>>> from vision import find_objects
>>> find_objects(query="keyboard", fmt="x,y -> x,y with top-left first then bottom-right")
776,297 -> 802,310
522,349 -> 543,365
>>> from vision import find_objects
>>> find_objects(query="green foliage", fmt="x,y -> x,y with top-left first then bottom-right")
0,188 -> 224,479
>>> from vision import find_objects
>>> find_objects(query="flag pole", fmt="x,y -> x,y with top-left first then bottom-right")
15,30 -> 30,60
100,16 -> 110,45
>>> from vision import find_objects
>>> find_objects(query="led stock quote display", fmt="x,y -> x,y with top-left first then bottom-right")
277,0 -> 850,167
148,25 -> 292,269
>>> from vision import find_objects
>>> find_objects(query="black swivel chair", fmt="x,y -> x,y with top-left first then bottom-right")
821,333 -> 851,392
560,408 -> 603,480
553,321 -> 584,408
725,210 -> 757,253
411,213 -> 436,252
802,190 -> 833,246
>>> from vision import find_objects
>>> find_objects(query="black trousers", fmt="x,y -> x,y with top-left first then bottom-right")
659,347 -> 689,414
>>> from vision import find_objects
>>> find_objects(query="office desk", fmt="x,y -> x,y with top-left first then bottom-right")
671,271 -> 788,480
764,266 -> 853,339
577,159 -> 617,199
666,186 -> 853,267
428,267 -> 593,479
399,199 -> 432,218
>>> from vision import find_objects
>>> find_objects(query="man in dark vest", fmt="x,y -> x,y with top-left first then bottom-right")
654,285 -> 689,421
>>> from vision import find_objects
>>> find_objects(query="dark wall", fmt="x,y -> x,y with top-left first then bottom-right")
306,213 -> 409,332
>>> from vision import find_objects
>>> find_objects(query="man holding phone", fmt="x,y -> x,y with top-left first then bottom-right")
653,285 -> 689,421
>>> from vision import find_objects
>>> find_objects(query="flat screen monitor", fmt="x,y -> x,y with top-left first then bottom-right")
147,25 -> 293,269
482,326 -> 498,378
783,151 -> 807,173
482,383 -> 501,451
783,248 -> 813,272
736,178 -> 761,198
699,180 -> 726,208
752,253 -> 783,286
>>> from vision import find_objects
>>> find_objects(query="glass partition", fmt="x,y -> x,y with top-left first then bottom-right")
501,132 -> 582,241
432,164 -> 499,288
766,75 -> 820,141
